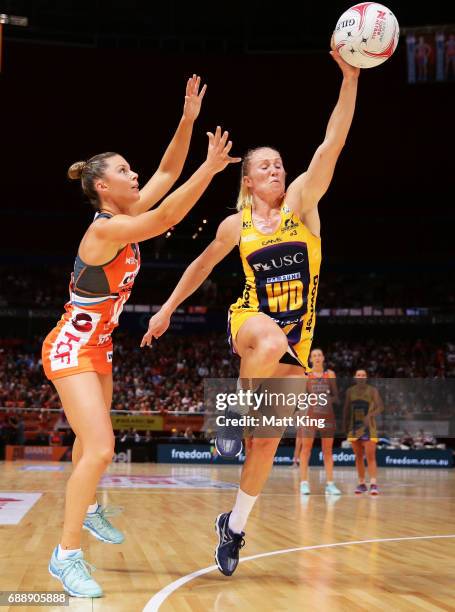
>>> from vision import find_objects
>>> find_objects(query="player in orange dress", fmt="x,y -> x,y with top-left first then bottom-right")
44,76 -> 241,598
293,348 -> 341,495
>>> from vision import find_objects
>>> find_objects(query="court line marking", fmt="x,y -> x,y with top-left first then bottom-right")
143,534 -> 455,611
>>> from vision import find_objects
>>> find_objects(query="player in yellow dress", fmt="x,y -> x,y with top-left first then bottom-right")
344,369 -> 384,495
142,46 -> 360,576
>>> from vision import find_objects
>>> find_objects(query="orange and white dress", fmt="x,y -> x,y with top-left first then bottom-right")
298,370 -> 337,437
42,213 -> 140,380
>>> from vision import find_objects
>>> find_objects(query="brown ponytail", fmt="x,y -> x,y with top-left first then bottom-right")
67,152 -> 118,209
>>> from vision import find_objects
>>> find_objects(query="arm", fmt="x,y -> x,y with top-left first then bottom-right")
368,388 -> 385,418
93,127 -> 241,244
286,48 -> 360,231
140,213 -> 241,346
129,75 -> 207,216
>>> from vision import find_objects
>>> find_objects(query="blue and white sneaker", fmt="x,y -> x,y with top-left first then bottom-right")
215,408 -> 244,458
48,547 -> 103,598
325,482 -> 341,496
300,481 -> 311,495
83,505 -> 124,544
215,512 -> 245,576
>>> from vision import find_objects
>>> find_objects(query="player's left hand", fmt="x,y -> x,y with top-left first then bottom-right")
140,309 -> 172,347
183,74 -> 207,121
330,47 -> 360,79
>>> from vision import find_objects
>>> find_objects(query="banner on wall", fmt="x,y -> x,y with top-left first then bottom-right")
110,414 -> 163,431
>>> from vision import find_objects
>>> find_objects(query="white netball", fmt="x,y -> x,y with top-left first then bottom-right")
333,3 -> 400,68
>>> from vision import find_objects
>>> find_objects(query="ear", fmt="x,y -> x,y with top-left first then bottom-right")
243,175 -> 253,189
94,178 -> 109,193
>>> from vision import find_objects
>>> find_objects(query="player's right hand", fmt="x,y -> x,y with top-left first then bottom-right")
140,309 -> 171,347
205,126 -> 241,174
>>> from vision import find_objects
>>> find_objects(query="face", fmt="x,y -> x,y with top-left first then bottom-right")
244,148 -> 286,204
95,155 -> 140,208
355,370 -> 368,383
310,349 -> 324,369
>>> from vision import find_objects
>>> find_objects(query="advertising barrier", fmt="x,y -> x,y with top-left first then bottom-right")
157,444 -> 453,468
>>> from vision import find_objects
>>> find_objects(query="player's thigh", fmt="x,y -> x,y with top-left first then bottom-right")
98,372 -> 113,411
53,372 -> 114,450
351,439 -> 364,457
235,313 -> 286,357
364,440 -> 377,459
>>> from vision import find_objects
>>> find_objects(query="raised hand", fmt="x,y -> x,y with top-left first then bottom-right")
330,47 -> 360,79
183,74 -> 207,122
205,126 -> 242,174
140,309 -> 172,348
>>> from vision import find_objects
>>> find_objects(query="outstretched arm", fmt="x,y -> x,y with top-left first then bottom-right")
93,128 -> 241,244
129,75 -> 207,216
140,213 -> 241,346
286,48 -> 360,235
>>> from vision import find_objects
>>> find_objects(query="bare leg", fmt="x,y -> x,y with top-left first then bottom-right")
364,440 -> 378,484
321,437 -> 335,482
54,372 -> 114,550
236,314 -> 289,381
70,374 -> 113,507
351,440 -> 366,484
299,435 -> 315,482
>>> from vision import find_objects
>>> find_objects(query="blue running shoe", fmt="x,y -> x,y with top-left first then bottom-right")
215,408 -> 244,458
300,481 -> 310,495
83,505 -> 124,544
48,547 -> 103,598
214,512 -> 245,576
325,483 -> 341,496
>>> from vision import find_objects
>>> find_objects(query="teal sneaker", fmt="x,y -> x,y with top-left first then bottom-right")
300,481 -> 310,495
83,505 -> 125,544
325,482 -> 342,496
48,547 -> 103,598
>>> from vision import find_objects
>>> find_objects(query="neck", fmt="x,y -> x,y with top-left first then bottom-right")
98,199 -> 122,216
251,194 -> 283,217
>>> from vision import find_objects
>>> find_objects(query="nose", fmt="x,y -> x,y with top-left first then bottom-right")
131,170 -> 138,180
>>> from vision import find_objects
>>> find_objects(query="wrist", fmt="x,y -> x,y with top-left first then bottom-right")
200,160 -> 218,176
161,301 -> 175,315
180,115 -> 195,127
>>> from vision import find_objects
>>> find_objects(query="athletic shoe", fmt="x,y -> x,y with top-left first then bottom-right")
214,512 -> 245,576
300,481 -> 310,495
215,408 -> 244,458
355,483 -> 368,495
369,484 -> 379,496
83,505 -> 124,544
325,482 -> 341,496
48,547 -> 103,598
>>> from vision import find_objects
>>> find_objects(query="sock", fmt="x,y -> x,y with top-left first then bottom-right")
326,481 -> 334,486
233,378 -> 260,416
57,544 -> 81,561
87,502 -> 99,514
228,488 -> 258,534
370,479 -> 377,485
301,480 -> 309,485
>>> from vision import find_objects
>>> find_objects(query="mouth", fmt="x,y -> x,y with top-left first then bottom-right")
131,184 -> 139,191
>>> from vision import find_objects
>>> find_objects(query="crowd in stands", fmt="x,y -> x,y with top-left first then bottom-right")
0,334 -> 454,415
1,265 -> 454,311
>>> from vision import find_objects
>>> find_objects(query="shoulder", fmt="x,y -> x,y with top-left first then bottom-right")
216,212 -> 242,240
327,369 -> 336,378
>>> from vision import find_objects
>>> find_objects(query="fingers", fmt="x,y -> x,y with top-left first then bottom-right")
199,83 -> 207,99
140,333 -> 153,348
227,156 -> 242,164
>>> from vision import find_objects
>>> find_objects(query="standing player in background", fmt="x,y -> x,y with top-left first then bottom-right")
43,76 -> 241,598
344,369 -> 384,495
142,46 -> 360,576
293,348 -> 340,495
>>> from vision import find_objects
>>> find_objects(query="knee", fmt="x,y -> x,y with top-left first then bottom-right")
255,333 -> 288,362
86,440 -> 115,466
